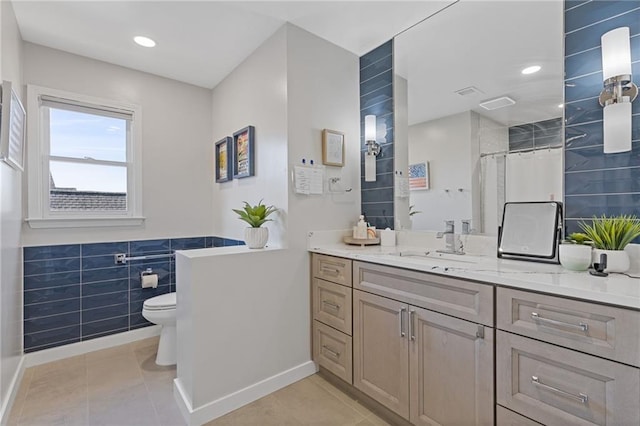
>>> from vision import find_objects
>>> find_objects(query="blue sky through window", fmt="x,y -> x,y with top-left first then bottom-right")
49,108 -> 127,192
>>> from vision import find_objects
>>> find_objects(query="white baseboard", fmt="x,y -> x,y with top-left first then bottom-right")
0,355 -> 26,426
174,360 -> 317,426
25,325 -> 161,367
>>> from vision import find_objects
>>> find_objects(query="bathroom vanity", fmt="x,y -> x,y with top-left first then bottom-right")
309,246 -> 640,426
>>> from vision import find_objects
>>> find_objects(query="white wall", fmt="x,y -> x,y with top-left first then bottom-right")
21,43 -> 214,246
408,111 -> 473,231
178,23 -> 360,424
0,0 -> 24,419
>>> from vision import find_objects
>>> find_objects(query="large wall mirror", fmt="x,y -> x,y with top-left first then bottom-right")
394,0 -> 564,235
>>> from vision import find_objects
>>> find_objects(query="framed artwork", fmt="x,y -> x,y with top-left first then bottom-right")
233,125 -> 255,178
409,162 -> 430,190
0,81 -> 26,171
214,136 -> 233,183
321,129 -> 345,167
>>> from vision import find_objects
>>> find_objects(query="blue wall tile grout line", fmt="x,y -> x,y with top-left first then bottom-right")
565,7 -> 640,35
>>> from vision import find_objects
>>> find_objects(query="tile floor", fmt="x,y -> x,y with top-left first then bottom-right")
8,337 -> 390,425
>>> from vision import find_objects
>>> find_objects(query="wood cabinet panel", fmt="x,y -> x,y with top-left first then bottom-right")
497,287 -> 640,367
313,320 -> 353,384
312,278 -> 352,335
312,253 -> 352,287
497,330 -> 640,426
496,405 -> 542,426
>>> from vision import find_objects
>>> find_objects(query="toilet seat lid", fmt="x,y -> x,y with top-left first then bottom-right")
143,292 -> 176,310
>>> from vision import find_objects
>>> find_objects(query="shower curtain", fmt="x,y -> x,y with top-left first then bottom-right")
505,149 -> 563,203
480,154 -> 505,234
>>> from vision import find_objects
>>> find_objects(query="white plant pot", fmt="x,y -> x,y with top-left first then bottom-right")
244,227 -> 269,249
559,244 -> 592,271
592,249 -> 630,273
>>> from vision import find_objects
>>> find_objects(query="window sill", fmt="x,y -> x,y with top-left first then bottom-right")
25,216 -> 145,229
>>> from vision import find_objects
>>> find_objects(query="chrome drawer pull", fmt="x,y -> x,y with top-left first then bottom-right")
531,312 -> 589,332
322,345 -> 340,358
531,376 -> 588,404
408,310 -> 415,341
320,266 -> 340,276
322,300 -> 340,310
399,307 -> 406,337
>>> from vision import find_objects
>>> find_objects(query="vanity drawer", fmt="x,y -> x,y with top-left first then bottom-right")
312,254 -> 352,287
497,287 -> 640,367
353,261 -> 493,326
313,278 -> 352,335
497,331 -> 640,426
313,320 -> 352,384
496,406 -> 542,426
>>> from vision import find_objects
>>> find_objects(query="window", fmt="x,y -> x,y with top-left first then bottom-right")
27,85 -> 143,228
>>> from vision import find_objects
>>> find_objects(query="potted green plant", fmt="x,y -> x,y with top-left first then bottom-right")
579,214 -> 640,273
232,200 -> 277,249
559,232 -> 593,271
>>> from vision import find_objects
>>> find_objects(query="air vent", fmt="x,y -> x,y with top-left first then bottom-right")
455,86 -> 483,96
479,96 -> 516,110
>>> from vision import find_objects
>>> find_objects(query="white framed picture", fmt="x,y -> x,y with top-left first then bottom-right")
409,162 -> 429,190
0,81 -> 26,171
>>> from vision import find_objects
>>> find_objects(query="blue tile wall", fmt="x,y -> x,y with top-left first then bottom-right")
360,39 -> 395,229
563,1 -> 640,238
23,235 -> 244,352
509,118 -> 563,152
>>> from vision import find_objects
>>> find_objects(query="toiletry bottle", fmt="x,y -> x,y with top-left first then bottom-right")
356,215 -> 368,239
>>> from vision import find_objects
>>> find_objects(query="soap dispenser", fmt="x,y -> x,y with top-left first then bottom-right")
356,215 -> 368,239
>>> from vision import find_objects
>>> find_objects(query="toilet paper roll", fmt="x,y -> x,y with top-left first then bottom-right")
365,153 -> 376,182
141,274 -> 158,289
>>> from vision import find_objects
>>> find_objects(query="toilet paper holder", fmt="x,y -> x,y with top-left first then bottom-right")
141,267 -> 154,278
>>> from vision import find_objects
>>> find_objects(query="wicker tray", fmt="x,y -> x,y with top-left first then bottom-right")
343,236 -> 380,247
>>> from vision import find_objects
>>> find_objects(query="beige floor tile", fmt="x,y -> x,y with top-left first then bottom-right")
22,363 -> 87,419
87,353 -> 144,399
308,374 -> 375,419
6,368 -> 34,426
18,403 -> 88,426
88,382 -> 158,426
131,336 -> 160,351
272,378 -> 367,425
86,343 -> 134,366
356,413 -> 392,426
206,393 -> 298,426
146,382 -> 186,426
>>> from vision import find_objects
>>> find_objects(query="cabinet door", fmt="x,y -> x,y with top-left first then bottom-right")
409,306 -> 494,426
353,290 -> 409,418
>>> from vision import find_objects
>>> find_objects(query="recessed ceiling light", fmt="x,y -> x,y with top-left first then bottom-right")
521,65 -> 541,75
134,36 -> 156,48
558,104 -> 564,108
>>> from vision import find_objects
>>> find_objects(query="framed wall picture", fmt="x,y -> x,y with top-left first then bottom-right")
409,162 -> 430,190
0,81 -> 26,171
214,136 -> 233,183
321,129 -> 344,167
233,125 -> 255,178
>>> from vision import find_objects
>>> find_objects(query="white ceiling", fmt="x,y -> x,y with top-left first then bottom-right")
12,1 -> 454,89
395,0 -> 564,127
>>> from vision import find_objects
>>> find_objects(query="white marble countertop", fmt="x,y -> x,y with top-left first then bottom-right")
309,243 -> 640,310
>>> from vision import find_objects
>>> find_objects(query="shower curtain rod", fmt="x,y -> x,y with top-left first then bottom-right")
480,144 -> 563,158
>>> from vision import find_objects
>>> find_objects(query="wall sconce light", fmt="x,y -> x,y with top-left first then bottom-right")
364,115 -> 381,182
599,27 -> 637,154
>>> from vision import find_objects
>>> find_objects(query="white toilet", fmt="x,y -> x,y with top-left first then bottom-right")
142,292 -> 176,366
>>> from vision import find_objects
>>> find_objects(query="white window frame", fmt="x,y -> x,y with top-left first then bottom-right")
26,85 -> 144,228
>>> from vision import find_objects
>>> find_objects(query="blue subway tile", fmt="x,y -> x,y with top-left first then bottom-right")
360,54 -> 392,83
82,265 -> 129,284
360,84 -> 393,110
565,193 -> 640,218
565,1 -> 589,12
130,313 -> 152,328
82,327 -> 129,342
362,188 -> 394,203
24,258 -> 80,276
130,286 -> 171,304
83,278 -> 130,296
170,237 -> 206,251
565,97 -> 603,126
534,124 -> 563,140
535,117 -> 563,131
565,142 -> 640,172
130,322 -> 153,331
24,285 -> 80,305
82,291 -> 129,310
81,241 -> 128,257
24,312 -> 80,335
361,156 -> 395,175
566,120 -> 603,149
24,271 -> 81,291
510,139 -> 534,152
360,202 -> 395,219
24,244 -> 80,261
565,46 -> 601,81
534,135 -> 563,149
361,98 -> 393,119
369,216 -> 394,230
82,254 -> 121,270
360,40 -> 392,68
129,261 -> 170,288
360,70 -> 393,98
565,71 -> 603,103
24,298 -> 80,320
565,1 -> 640,34
565,168 -> 640,195
212,237 -> 225,247
565,9 -> 640,56
82,304 -> 129,323
129,239 -> 170,255
222,239 -> 238,247
81,316 -> 129,338
24,326 -> 80,351
24,337 -> 81,353
361,172 -> 394,190
205,237 -> 213,248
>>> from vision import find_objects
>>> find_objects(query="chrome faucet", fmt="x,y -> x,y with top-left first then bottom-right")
461,220 -> 471,235
436,220 -> 464,254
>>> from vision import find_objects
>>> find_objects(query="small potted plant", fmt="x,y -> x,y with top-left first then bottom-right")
232,200 -> 277,249
579,214 -> 640,273
559,232 -> 592,271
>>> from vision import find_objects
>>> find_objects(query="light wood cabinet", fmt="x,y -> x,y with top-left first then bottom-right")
496,406 -> 542,425
313,321 -> 352,383
312,278 -> 352,335
353,289 -> 494,425
312,253 -> 352,287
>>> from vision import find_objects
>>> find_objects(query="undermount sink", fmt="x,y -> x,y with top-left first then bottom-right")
390,251 -> 485,264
